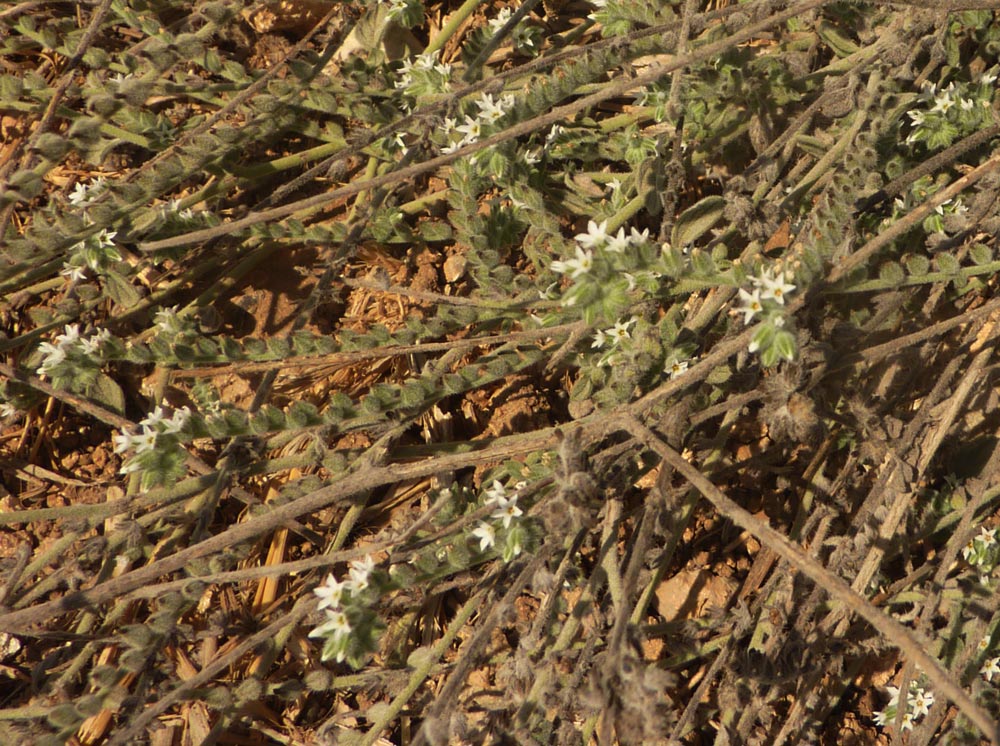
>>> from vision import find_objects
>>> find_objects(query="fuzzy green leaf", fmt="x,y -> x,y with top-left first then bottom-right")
672,195 -> 726,248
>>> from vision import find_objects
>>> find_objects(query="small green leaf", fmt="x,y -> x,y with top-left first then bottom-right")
672,195 -> 725,248
773,329 -> 797,362
103,272 -> 142,308
970,243 -> 993,265
89,373 -> 126,416
816,20 -> 859,57
905,254 -> 930,276
936,253 -> 960,274
878,261 -> 905,284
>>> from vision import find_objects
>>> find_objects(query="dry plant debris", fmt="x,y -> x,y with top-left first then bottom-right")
3,1 -> 1000,745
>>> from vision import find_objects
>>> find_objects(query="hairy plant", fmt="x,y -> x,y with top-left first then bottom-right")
3,0 -> 1000,744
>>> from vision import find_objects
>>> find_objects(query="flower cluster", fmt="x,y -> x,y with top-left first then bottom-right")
486,6 -> 541,55
384,0 -> 422,27
161,198 -> 196,222
735,266 -> 798,366
114,405 -> 192,490
905,70 -> 997,150
885,175 -> 969,236
35,324 -> 112,392
549,219 -> 654,311
961,525 -> 998,583
61,227 -> 121,281
61,177 -> 126,281
873,681 -> 934,732
393,51 -> 452,99
441,92 -> 516,154
309,555 -> 384,665
67,177 -> 106,207
468,480 -> 527,563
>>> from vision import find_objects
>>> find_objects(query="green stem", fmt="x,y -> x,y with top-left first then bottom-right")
425,0 -> 483,55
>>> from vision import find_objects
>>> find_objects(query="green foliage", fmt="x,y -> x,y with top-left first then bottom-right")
5,1 -> 1000,744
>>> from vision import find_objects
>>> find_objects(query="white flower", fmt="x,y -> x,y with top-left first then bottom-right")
592,329 -> 608,349
907,110 -> 926,126
668,359 -> 689,379
491,494 -> 522,528
736,287 -> 763,324
309,607 -> 352,641
931,92 -> 955,114
755,269 -> 795,305
885,685 -> 901,708
900,712 -> 915,731
313,573 -> 348,610
484,480 -> 508,504
55,324 -> 81,347
907,688 -> 933,718
36,342 -> 67,375
141,406 -> 167,430
545,124 -> 565,147
162,406 -> 191,434
981,657 -> 1000,682
979,527 -> 997,545
471,522 -> 496,551
78,328 -> 110,355
385,0 -> 409,22
154,306 -> 183,335
456,116 -> 482,144
550,246 -> 594,279
119,459 -> 142,475
95,228 -> 117,247
61,263 -> 87,281
574,220 -> 610,249
67,178 -> 106,207
608,317 -> 636,345
113,431 -> 134,454
347,555 -> 376,591
488,7 -> 513,34
629,227 -> 650,245
475,93 -> 514,124
607,177 -> 622,194
605,227 -> 630,254
132,427 -> 158,454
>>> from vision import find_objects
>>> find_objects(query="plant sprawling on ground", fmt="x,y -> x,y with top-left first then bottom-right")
3,0 -> 1000,743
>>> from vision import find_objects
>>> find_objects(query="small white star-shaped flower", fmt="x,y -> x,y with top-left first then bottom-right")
907,688 -> 933,718
736,287 -> 763,324
491,495 -> 522,528
348,555 -> 376,591
309,607 -> 352,641
608,317 -> 636,345
755,269 -> 796,305
550,246 -> 594,279
313,574 -> 348,610
605,227 -> 630,254
471,522 -> 496,551
668,359 -> 689,379
574,220 -> 610,249
981,656 -> 1000,682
